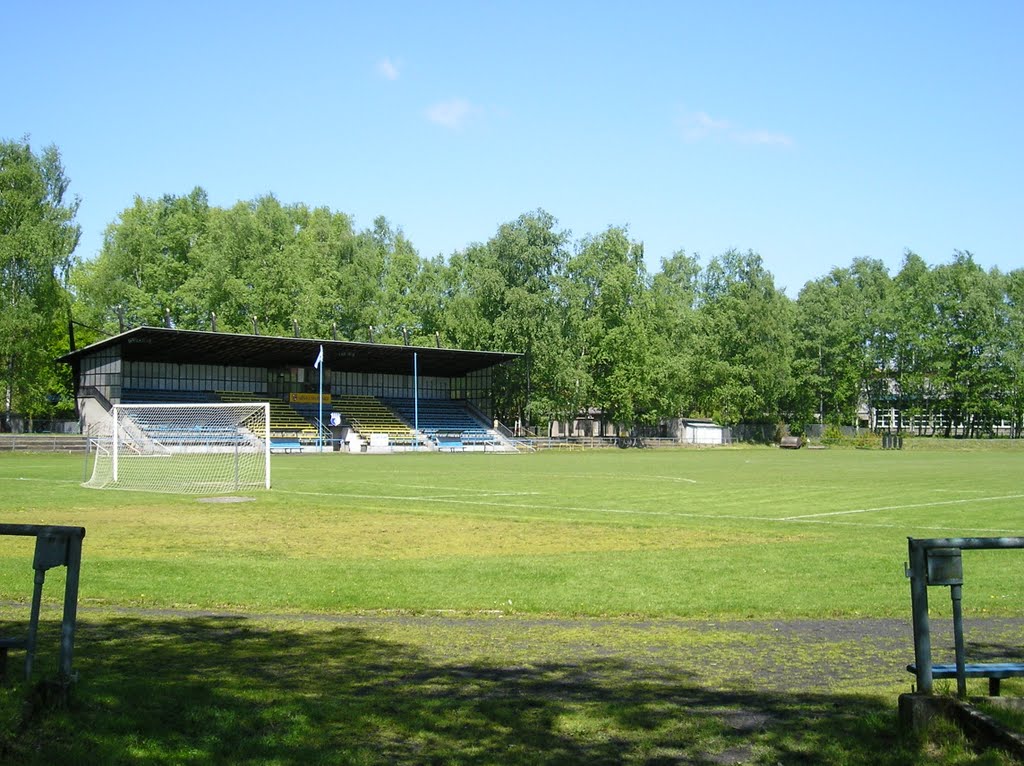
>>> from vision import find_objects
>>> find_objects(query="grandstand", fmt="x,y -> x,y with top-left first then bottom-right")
59,327 -> 519,453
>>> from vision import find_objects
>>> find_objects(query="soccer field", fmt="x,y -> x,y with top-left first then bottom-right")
2,445 -> 1022,619
4,445 -> 1024,764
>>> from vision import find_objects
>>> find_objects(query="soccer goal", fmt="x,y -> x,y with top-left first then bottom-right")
83,402 -> 271,493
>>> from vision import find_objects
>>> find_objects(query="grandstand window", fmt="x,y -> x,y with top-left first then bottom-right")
419,376 -> 447,399
450,377 -> 465,401
82,348 -> 121,402
464,368 -> 493,418
122,361 -> 267,395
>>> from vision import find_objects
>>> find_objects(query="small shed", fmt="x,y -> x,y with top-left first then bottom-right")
679,419 -> 725,445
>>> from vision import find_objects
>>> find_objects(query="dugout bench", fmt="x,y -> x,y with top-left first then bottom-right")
0,524 -> 85,684
906,537 -> 1024,697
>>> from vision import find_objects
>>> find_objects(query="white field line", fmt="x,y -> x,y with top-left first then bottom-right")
275,488 -> 1024,535
780,494 -> 1024,521
423,470 -> 699,485
277,489 -> 778,522
374,483 -> 541,496
646,475 -> 698,484
775,518 -> 1023,534
12,477 -> 81,484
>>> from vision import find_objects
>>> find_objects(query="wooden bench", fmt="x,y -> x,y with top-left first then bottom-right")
779,435 -> 802,449
270,440 -> 302,453
908,662 -> 1024,697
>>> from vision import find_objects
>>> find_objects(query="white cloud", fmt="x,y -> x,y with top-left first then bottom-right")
679,110 -> 732,142
735,129 -> 794,148
677,108 -> 793,148
377,57 -> 401,81
425,98 -> 476,129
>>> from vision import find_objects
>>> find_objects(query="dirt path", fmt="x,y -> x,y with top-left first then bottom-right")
10,606 -> 1024,763
70,605 -> 1024,695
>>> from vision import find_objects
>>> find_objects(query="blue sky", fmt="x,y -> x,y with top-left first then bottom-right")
6,1 -> 1022,295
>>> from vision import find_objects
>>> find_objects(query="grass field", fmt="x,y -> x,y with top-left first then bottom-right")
1,445 -> 1023,763
3,446 -> 1023,618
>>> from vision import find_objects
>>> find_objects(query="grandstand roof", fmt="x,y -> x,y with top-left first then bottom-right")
58,326 -> 519,377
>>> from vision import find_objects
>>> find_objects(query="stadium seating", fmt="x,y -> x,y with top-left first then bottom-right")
215,391 -> 319,440
384,397 -> 497,447
332,395 -> 416,445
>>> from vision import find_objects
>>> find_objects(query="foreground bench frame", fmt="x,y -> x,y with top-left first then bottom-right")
0,524 -> 85,682
906,536 -> 1024,697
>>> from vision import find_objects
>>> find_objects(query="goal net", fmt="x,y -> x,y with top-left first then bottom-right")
84,402 -> 271,494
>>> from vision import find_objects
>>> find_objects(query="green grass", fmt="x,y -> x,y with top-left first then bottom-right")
1,445 -> 1023,763
2,447 -> 1023,618
1,611 -> 1018,765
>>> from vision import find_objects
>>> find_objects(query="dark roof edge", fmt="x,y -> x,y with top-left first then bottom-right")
57,325 -> 521,364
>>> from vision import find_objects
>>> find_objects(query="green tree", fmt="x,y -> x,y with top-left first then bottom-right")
649,250 -> 702,420
74,187 -> 209,332
283,205 -> 359,340
885,252 -> 1010,437
356,216 -> 429,344
565,227 -> 663,430
1004,268 -> 1024,437
926,253 -> 1008,437
0,138 -> 80,427
439,210 -> 569,428
886,252 -> 936,432
792,258 -> 890,428
691,250 -> 794,426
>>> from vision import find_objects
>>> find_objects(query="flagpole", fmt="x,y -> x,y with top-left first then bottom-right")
315,344 -> 324,453
413,352 -> 419,451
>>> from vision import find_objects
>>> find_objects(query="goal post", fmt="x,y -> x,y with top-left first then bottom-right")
84,402 -> 271,494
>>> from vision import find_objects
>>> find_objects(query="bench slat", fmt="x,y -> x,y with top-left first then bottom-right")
907,662 -> 1024,679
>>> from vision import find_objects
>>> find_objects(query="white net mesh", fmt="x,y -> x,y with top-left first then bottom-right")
84,403 -> 270,494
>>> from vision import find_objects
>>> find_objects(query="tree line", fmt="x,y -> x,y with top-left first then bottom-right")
4,138 -> 1023,436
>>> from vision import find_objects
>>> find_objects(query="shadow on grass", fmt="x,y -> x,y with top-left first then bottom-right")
2,616 -> 934,765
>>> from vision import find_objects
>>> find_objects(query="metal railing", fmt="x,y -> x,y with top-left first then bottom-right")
906,536 -> 1024,696
0,524 -> 86,684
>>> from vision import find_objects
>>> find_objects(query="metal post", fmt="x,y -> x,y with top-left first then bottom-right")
112,406 -> 119,483
318,349 -> 324,453
59,535 -> 84,680
24,569 -> 46,680
263,402 -> 271,489
908,538 -> 933,693
413,352 -> 419,450
951,583 -> 967,697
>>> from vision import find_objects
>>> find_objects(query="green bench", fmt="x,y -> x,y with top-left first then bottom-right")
908,662 -> 1024,697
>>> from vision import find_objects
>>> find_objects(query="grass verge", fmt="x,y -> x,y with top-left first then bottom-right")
2,609 -> 1020,765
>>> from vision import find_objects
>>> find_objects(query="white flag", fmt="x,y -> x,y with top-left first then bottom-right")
314,345 -> 324,369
